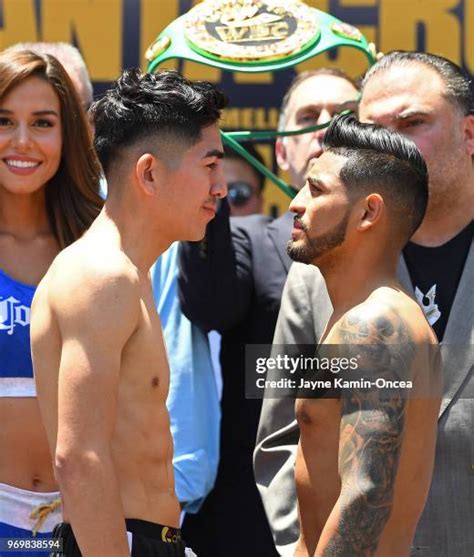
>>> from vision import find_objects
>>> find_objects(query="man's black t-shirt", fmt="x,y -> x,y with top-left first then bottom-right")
403,221 -> 473,341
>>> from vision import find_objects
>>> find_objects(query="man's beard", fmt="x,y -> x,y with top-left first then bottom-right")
287,211 -> 350,265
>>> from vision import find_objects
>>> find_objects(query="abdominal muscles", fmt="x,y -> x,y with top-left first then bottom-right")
112,390 -> 180,526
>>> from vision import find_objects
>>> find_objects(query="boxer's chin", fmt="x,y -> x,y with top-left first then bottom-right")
287,239 -> 312,265
191,229 -> 206,242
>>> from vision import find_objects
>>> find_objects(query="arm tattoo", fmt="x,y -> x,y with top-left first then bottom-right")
322,305 -> 415,557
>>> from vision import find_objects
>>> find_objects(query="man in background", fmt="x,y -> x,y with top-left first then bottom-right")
224,142 -> 265,217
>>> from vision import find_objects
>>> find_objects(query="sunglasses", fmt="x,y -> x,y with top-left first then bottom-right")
227,181 -> 256,207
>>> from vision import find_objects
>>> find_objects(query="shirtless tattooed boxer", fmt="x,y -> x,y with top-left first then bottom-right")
31,69 -> 226,557
287,115 -> 440,556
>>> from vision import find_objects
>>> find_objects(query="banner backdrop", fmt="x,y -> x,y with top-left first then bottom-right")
3,0 -> 472,213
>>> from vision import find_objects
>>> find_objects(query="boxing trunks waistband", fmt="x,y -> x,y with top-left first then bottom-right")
50,519 -> 187,557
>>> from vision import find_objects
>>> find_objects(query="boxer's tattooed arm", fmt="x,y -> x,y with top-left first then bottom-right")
321,305 -> 415,557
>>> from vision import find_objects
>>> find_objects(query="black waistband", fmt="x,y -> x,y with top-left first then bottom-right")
125,519 -> 182,544
56,519 -> 182,545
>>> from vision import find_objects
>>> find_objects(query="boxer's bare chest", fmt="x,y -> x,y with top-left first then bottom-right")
119,279 -> 170,403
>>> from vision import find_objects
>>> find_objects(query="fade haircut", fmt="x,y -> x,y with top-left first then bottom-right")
362,51 -> 472,116
324,114 -> 428,241
91,68 -> 228,175
278,68 -> 359,131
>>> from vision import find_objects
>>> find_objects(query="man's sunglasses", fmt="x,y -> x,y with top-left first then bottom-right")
227,181 -> 256,207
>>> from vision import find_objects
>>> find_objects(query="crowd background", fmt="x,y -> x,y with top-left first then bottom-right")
2,0 -> 473,216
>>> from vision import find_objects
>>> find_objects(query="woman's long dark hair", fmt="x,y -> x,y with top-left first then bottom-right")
0,49 -> 103,248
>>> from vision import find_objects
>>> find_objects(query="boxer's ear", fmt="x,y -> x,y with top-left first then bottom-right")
357,193 -> 384,232
135,153 -> 163,196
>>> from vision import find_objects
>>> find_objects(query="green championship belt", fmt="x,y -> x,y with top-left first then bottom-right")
146,0 -> 378,198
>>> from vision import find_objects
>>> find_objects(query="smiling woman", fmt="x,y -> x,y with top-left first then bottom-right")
0,77 -> 62,196
0,50 -> 103,553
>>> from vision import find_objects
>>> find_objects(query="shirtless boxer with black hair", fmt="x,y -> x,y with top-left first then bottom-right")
31,68 -> 227,557
288,115 -> 440,556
